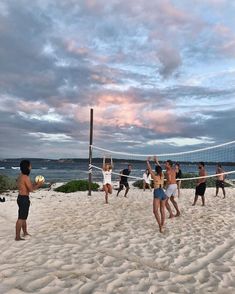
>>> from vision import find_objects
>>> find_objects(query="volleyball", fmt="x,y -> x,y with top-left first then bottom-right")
35,175 -> 45,183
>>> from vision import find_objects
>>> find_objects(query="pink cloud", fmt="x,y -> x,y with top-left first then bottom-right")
61,92 -> 182,135
96,93 -> 138,106
143,109 -> 180,133
221,41 -> 235,57
65,40 -> 89,56
214,24 -> 232,38
18,100 -> 50,114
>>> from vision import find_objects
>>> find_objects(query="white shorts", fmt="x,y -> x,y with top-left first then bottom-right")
165,184 -> 177,197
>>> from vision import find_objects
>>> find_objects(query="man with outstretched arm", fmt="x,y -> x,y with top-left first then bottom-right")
116,164 -> 132,198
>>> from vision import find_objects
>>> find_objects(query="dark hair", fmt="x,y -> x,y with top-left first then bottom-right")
20,160 -> 31,175
199,161 -> 205,167
217,163 -> 222,168
155,165 -> 163,177
166,160 -> 173,167
175,162 -> 180,167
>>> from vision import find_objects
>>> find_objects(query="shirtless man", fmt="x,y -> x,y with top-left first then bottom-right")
155,157 -> 180,217
192,162 -> 207,206
116,164 -> 132,198
15,160 -> 43,241
215,163 -> 226,198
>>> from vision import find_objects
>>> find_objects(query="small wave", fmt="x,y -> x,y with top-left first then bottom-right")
0,167 -> 6,169
11,166 -> 20,170
41,167 -> 48,170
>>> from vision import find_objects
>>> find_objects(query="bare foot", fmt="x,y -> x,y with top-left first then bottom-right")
175,212 -> 180,217
192,203 -> 195,206
201,204 -> 205,206
15,237 -> 25,241
23,233 -> 31,237
223,196 -> 226,199
169,214 -> 174,219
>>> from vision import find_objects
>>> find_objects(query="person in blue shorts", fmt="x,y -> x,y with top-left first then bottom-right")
147,157 -> 167,233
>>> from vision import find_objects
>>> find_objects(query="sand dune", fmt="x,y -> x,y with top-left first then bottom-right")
0,186 -> 235,293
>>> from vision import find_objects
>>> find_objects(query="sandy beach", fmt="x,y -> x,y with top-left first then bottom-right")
0,185 -> 235,294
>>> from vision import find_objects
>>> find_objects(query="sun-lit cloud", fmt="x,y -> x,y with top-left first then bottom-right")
29,132 -> 73,142
147,137 -> 215,147
18,101 -> 50,113
0,0 -> 235,158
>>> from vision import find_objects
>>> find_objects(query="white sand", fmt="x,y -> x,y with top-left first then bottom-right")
0,185 -> 235,294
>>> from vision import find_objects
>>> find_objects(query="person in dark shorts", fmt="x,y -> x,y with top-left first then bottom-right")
15,160 -> 44,241
192,162 -> 207,206
175,163 -> 182,198
215,163 -> 226,198
116,164 -> 132,197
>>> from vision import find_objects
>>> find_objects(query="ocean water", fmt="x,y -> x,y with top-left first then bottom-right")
1,158 -> 235,183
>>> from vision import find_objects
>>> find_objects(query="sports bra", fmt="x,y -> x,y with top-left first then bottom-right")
155,175 -> 164,188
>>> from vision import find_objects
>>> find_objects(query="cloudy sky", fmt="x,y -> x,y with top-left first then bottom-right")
0,0 -> 235,159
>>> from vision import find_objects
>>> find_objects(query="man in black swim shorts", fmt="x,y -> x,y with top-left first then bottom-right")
116,164 -> 132,197
215,164 -> 226,198
192,162 -> 207,206
15,160 -> 43,241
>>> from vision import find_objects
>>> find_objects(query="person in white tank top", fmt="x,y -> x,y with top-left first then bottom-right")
102,169 -> 112,185
143,169 -> 152,191
102,157 -> 113,204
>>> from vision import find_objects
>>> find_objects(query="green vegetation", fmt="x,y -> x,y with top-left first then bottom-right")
54,180 -> 99,193
0,174 -> 17,193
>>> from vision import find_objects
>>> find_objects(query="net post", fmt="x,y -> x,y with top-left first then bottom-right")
88,108 -> 93,196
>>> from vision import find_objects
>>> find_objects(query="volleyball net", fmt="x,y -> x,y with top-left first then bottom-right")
90,140 -> 235,184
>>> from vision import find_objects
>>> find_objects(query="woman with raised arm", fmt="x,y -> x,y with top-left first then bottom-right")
147,156 -> 167,233
102,156 -> 113,204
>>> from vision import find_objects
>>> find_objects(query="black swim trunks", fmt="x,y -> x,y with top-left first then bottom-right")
17,195 -> 30,220
119,181 -> 129,189
216,180 -> 224,188
195,182 -> 206,196
119,169 -> 131,189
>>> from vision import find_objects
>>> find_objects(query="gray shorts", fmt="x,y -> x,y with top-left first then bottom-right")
165,184 -> 177,197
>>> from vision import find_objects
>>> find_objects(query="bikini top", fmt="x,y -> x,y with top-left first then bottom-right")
155,175 -> 164,188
